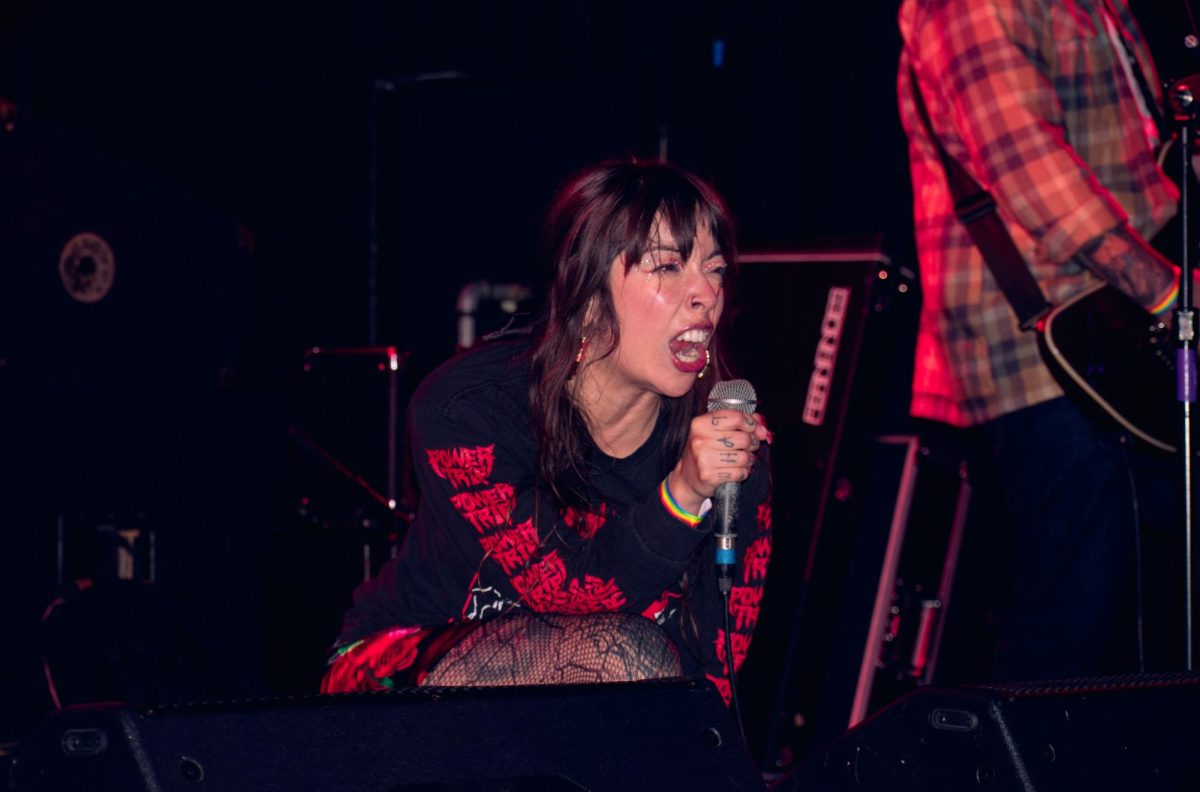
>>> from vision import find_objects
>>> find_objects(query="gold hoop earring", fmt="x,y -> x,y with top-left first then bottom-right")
575,334 -> 589,364
696,347 -> 712,379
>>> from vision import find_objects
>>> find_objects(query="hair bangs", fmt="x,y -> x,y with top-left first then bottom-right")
611,168 -> 736,281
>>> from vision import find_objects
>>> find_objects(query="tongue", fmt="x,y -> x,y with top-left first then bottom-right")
670,339 -> 701,357
669,339 -> 705,365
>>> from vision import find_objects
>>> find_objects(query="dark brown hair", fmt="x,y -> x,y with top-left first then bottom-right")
528,159 -> 738,511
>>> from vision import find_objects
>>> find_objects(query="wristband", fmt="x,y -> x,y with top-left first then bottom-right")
1150,280 -> 1179,316
660,478 -> 703,527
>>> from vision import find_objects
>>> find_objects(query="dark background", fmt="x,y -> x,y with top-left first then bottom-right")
1,0 -> 1196,767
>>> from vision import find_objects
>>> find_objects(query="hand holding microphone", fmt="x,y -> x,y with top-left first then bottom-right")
707,380 -> 759,589
666,379 -> 770,585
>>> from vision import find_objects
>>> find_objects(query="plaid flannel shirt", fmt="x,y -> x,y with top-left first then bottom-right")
897,0 -> 1178,426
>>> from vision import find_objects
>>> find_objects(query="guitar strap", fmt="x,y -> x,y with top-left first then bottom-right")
1099,0 -> 1169,148
907,65 -> 1053,330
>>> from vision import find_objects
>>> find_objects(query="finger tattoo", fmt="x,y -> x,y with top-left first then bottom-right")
720,453 -> 738,464
719,436 -> 734,448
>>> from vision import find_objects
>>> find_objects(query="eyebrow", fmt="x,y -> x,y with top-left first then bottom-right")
645,245 -> 724,259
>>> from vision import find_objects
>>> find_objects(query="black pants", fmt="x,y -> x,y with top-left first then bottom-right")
937,397 -> 1183,682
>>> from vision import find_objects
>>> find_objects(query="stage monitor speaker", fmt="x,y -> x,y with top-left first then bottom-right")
782,671 -> 1200,791
10,679 -> 767,792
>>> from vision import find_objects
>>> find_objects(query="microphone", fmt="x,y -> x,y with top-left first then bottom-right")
707,379 -> 758,591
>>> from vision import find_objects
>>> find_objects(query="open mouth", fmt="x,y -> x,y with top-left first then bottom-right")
669,328 -> 711,372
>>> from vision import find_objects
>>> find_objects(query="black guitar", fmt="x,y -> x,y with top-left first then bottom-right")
1038,281 -> 1179,453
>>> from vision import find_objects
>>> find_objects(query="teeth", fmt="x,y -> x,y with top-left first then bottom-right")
674,329 -> 710,343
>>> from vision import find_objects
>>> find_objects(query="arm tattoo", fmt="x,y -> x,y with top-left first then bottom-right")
1081,227 -> 1176,309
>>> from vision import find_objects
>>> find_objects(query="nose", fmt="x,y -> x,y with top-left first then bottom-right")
688,267 -> 720,311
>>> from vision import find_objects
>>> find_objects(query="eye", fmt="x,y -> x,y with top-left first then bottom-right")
637,251 -> 683,274
705,261 -> 728,278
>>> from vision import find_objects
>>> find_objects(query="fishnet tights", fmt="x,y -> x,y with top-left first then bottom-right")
422,612 -> 683,687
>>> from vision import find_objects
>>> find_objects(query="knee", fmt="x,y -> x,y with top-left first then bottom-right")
558,613 -> 683,678
424,612 -> 682,686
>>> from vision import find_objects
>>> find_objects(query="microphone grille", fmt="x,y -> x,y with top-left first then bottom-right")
708,379 -> 757,415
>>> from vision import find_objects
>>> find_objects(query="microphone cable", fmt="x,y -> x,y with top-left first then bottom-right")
722,586 -> 748,748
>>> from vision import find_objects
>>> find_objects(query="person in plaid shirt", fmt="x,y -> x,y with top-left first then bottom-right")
898,0 -> 1181,680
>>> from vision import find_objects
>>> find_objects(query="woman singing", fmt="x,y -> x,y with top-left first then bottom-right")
322,159 -> 773,704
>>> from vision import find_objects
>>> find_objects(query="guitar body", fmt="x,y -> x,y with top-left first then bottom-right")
1038,281 -> 1177,453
